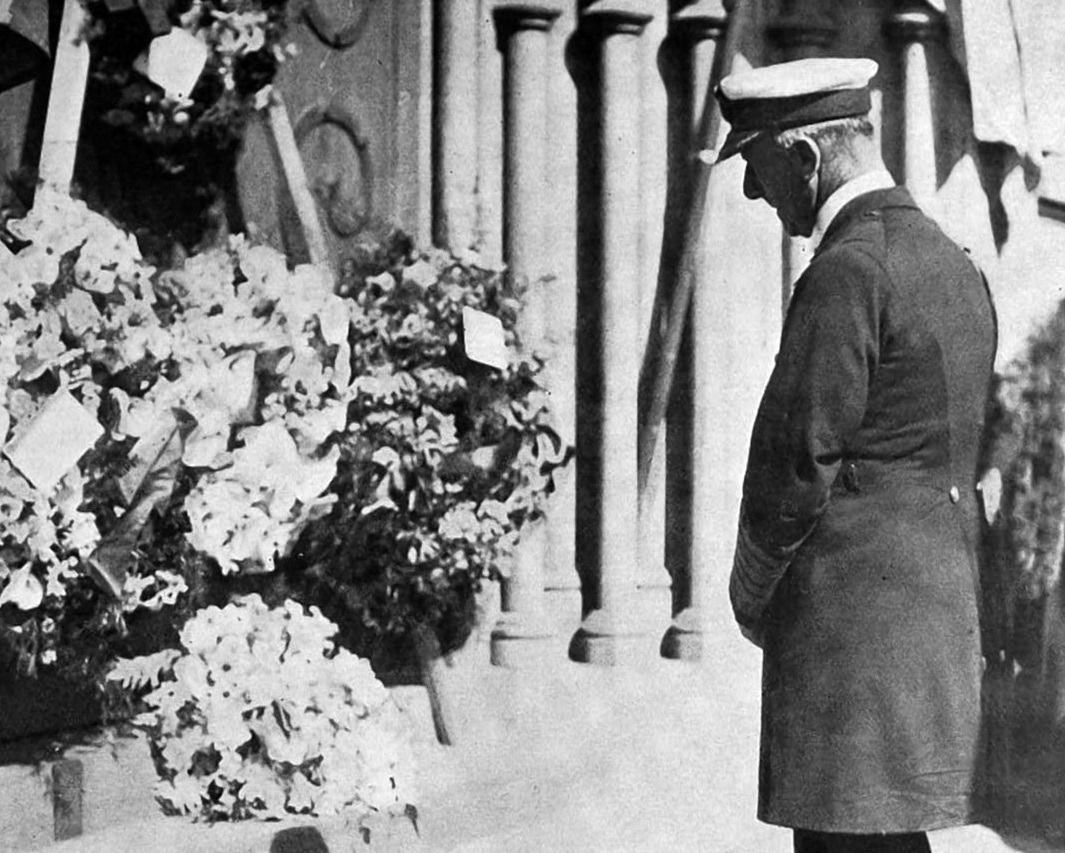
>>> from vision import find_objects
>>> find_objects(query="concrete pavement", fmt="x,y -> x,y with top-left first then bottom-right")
402,604 -> 1059,853
6,596 -> 1061,853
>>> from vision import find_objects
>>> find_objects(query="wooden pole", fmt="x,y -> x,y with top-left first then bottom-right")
769,2 -> 838,315
659,0 -> 729,662
266,89 -> 331,269
636,0 -> 755,497
38,0 -> 91,193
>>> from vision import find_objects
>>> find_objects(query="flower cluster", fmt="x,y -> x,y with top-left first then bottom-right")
1,190 -> 160,670
988,300 -> 1065,602
0,191 -> 348,673
293,246 -> 569,661
86,0 -> 291,169
151,238 -> 353,577
2,187 -> 570,703
108,595 -> 416,821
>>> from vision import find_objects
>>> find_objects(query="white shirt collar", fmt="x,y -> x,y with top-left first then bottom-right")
811,169 -> 896,251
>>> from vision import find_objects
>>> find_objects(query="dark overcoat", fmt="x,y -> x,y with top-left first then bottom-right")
730,186 -> 997,834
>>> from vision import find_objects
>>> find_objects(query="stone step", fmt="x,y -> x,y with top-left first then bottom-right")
0,731 -> 158,851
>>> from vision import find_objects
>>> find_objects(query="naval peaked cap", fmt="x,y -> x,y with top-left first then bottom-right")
715,58 -> 878,161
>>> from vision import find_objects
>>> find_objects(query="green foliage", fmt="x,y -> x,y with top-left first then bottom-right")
76,2 -> 293,251
992,300 -> 1065,601
107,595 -> 417,822
2,191 -> 570,689
0,190 -> 353,680
3,191 -> 569,819
84,0 -> 290,174
291,246 -> 568,663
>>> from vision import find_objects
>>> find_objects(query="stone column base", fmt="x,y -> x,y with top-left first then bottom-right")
490,612 -> 555,668
660,605 -> 705,661
568,609 -> 651,666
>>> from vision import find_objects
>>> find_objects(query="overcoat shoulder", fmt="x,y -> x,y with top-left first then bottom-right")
730,186 -> 997,833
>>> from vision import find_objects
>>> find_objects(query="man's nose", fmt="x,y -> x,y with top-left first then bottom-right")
743,164 -> 764,200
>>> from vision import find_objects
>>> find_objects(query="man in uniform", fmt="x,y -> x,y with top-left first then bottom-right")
718,58 -> 997,853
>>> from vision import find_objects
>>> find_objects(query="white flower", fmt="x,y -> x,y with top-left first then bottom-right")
286,772 -> 318,813
59,289 -> 101,336
0,565 -> 44,610
179,606 -> 224,656
365,271 -> 395,293
438,504 -> 480,542
288,400 -> 347,445
60,509 -> 101,557
402,258 -> 438,291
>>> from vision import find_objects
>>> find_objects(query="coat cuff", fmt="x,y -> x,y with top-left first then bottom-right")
730,520 -> 792,632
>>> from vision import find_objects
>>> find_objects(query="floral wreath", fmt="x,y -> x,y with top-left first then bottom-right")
83,0 -> 291,174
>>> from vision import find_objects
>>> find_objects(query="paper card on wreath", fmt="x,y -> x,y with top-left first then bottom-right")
133,28 -> 207,101
462,307 -> 508,370
3,389 -> 104,493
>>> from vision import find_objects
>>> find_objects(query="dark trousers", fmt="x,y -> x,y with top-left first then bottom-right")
793,830 -> 932,853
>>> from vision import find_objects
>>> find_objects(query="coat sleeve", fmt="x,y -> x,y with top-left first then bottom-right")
730,245 -> 886,635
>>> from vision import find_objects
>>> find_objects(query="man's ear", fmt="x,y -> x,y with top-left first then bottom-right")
791,137 -> 820,182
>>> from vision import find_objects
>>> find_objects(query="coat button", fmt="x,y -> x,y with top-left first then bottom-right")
949,486 -> 960,503
841,463 -> 859,493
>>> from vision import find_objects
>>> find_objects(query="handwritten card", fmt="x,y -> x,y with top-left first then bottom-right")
134,29 -> 207,101
3,389 -> 104,493
462,307 -> 507,370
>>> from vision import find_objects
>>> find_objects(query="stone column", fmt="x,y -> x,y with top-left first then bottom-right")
433,0 -> 480,252
769,1 -> 838,312
659,0 -> 728,662
495,3 -> 563,315
489,1 -> 564,668
885,0 -> 946,205
570,1 -> 653,665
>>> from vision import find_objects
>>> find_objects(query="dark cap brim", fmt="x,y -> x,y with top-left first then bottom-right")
716,128 -> 762,162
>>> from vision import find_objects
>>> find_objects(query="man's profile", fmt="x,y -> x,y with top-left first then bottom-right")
720,57 -> 998,853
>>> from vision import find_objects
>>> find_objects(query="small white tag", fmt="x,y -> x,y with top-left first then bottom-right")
3,390 -> 104,493
134,29 -> 208,101
462,307 -> 507,370
978,467 -> 1003,524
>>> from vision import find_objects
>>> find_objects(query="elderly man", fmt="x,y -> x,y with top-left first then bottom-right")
718,58 -> 997,853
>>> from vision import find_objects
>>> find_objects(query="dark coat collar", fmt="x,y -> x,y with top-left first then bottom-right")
814,185 -> 919,258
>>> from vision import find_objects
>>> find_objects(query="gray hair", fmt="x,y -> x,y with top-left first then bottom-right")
771,115 -> 875,153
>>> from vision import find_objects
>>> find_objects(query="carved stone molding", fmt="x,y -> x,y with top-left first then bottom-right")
294,102 -> 374,237
579,1 -> 655,36
493,4 -> 563,48
668,0 -> 727,43
301,0 -> 377,50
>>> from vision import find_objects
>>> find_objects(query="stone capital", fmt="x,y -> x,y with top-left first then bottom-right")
494,4 -> 563,49
669,0 -> 728,42
493,1 -> 565,32
884,0 -> 947,44
580,0 -> 655,37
